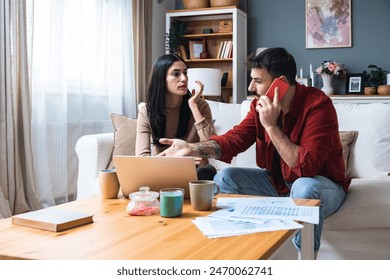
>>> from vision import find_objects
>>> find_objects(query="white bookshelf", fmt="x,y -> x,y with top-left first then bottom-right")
166,7 -> 247,104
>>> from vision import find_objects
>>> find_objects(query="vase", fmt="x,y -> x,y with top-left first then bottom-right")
321,74 -> 334,95
200,39 -> 210,59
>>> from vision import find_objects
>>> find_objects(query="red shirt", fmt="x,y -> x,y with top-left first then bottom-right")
210,83 -> 350,194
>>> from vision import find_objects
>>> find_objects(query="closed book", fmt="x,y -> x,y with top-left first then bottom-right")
179,45 -> 188,60
12,208 -> 93,232
223,41 -> 232,59
221,72 -> 228,87
217,41 -> 224,58
219,41 -> 227,59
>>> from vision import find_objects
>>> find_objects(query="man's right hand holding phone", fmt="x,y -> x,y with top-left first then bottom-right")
256,77 -> 289,129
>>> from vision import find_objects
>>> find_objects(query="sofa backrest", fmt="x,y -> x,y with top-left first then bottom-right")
208,99 -> 390,179
334,103 -> 390,178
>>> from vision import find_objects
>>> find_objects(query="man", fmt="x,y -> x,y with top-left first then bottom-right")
159,47 -> 349,257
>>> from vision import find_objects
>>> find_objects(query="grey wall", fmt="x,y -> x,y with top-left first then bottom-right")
175,0 -> 390,94
152,0 -> 175,63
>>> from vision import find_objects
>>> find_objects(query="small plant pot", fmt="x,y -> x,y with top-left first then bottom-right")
364,86 -> 377,95
377,85 -> 390,95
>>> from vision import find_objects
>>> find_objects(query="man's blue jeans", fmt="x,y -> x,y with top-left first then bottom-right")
213,167 -> 346,251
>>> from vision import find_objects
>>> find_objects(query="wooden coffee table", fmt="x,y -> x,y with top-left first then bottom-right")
0,194 -> 319,260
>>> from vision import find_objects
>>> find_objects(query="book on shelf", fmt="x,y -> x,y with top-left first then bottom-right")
228,41 -> 233,58
221,72 -> 228,87
218,41 -> 225,59
221,41 -> 228,58
179,45 -> 188,60
217,41 -> 224,59
222,41 -> 232,59
12,207 -> 94,232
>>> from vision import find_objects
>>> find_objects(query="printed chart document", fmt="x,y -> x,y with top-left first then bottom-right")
193,216 -> 302,238
193,197 -> 319,238
231,204 -> 319,224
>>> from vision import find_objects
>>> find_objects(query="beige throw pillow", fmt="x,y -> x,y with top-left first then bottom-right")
107,113 -> 137,169
339,131 -> 358,178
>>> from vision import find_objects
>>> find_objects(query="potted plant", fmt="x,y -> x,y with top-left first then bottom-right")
363,65 -> 388,95
165,20 -> 187,55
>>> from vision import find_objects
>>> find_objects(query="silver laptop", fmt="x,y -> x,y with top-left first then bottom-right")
113,156 -> 197,198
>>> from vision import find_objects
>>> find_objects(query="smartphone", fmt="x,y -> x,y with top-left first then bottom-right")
265,78 -> 289,102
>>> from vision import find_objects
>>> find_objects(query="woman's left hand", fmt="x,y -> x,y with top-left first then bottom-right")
188,80 -> 204,107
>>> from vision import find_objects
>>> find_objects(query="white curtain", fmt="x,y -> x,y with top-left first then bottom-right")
31,0 -> 136,206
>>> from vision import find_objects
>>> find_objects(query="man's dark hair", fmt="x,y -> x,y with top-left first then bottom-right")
247,48 -> 297,85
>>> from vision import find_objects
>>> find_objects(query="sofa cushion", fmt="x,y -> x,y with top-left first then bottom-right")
207,100 -> 242,170
107,113 -> 137,168
324,178 -> 390,230
334,103 -> 390,178
339,131 -> 358,178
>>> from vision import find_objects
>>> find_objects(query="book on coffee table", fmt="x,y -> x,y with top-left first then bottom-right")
12,208 -> 93,232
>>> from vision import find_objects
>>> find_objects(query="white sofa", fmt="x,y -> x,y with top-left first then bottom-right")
75,99 -> 390,260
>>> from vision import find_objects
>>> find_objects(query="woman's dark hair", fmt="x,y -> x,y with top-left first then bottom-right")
247,47 -> 297,85
145,54 -> 191,146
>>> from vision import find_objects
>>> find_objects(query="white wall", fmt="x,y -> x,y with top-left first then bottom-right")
151,0 -> 175,64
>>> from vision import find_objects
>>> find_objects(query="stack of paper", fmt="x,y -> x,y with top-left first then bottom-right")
192,197 -> 319,238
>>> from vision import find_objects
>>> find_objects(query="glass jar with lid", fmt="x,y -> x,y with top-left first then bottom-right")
127,186 -> 160,216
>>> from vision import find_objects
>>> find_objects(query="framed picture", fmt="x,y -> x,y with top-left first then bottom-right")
296,78 -> 309,86
306,0 -> 352,49
345,73 -> 364,94
189,40 -> 203,59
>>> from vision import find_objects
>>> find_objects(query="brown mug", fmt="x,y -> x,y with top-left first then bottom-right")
189,180 -> 220,211
99,169 -> 120,199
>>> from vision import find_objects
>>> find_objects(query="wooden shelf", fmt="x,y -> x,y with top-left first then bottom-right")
183,32 -> 233,39
185,58 -> 232,63
331,94 -> 390,104
166,6 -> 241,13
247,94 -> 390,104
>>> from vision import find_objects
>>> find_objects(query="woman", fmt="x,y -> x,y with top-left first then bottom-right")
136,54 -> 217,180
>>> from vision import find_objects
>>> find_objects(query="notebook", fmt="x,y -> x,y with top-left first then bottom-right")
12,208 -> 93,232
113,156 -> 197,198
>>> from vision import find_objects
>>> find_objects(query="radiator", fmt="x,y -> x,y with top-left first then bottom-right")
32,121 -> 112,206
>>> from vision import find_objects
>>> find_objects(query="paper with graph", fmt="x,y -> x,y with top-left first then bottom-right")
192,197 -> 319,238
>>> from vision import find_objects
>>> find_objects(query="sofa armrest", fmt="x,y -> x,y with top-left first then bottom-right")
75,133 -> 114,200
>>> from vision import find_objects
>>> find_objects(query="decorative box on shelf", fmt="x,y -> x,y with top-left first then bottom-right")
219,20 -> 232,33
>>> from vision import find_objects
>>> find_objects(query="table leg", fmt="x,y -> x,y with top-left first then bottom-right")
300,222 -> 314,260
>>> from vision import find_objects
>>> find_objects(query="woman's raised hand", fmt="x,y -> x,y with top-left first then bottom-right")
188,80 -> 204,106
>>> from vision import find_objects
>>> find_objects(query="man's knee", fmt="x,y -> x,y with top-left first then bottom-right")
290,177 -> 321,199
214,167 -> 237,193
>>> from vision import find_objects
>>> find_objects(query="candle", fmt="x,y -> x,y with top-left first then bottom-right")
310,64 -> 314,86
300,68 -> 303,79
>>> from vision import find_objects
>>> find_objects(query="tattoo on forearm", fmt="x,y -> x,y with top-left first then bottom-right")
196,140 -> 221,159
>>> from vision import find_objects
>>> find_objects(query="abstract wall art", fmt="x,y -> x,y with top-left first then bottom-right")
306,0 -> 352,49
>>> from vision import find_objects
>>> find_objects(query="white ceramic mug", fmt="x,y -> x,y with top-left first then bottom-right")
189,180 -> 220,211
99,169 -> 120,199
